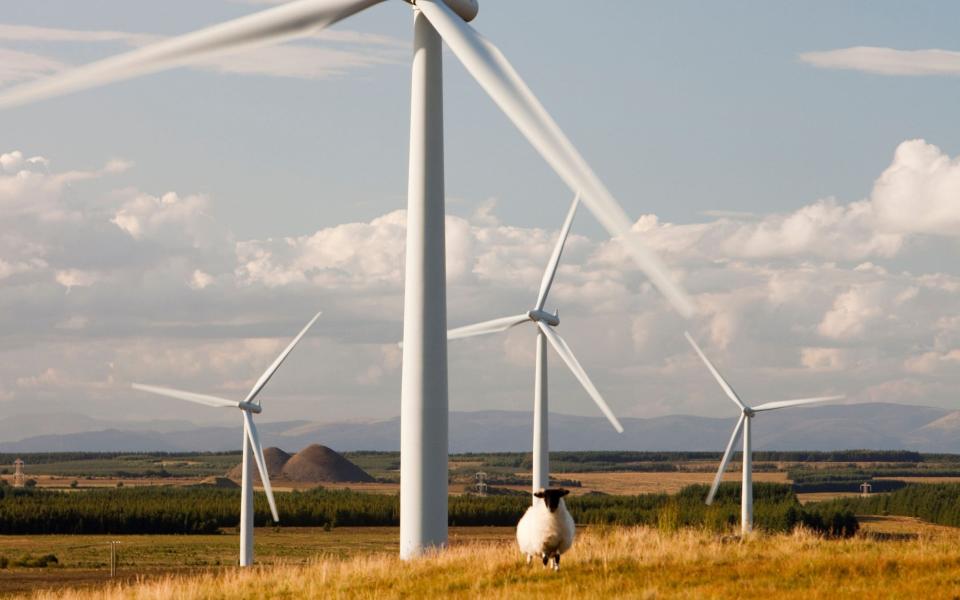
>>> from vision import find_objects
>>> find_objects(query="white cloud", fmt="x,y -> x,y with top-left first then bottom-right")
904,350 -> 960,374
800,47 -> 960,76
55,269 -> 100,291
607,139 -> 960,269
235,209 -> 408,288
0,139 -> 959,424
801,347 -> 847,371
111,191 -> 213,244
871,139 -> 960,235
189,269 -> 214,290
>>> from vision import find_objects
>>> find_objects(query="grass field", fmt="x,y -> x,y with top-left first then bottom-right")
18,522 -> 960,599
0,527 -> 510,597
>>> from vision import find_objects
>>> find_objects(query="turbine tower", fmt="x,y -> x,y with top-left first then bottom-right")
683,331 -> 843,535
132,312 -> 321,566
447,194 -> 623,495
0,0 -> 695,558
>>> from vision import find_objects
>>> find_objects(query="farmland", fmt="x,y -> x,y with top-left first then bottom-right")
11,450 -> 960,497
18,523 -> 960,600
0,527 -> 513,596
4,451 -> 960,596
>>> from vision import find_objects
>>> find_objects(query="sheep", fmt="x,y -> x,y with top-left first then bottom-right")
516,488 -> 575,571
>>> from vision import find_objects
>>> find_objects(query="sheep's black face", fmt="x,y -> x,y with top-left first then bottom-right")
534,488 -> 570,512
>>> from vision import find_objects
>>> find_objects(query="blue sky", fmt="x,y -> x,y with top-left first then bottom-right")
6,1 -> 959,235
0,1 -> 958,437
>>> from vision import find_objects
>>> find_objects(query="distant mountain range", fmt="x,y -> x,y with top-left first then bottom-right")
0,403 -> 958,453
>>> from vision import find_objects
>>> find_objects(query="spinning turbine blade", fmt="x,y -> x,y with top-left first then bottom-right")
447,314 -> 530,341
683,331 -> 746,411
534,194 -> 579,311
0,0 -> 384,110
243,412 -> 279,522
132,383 -> 238,409
245,311 -> 322,405
537,322 -> 623,433
417,0 -> 695,319
752,395 -> 844,412
706,413 -> 745,505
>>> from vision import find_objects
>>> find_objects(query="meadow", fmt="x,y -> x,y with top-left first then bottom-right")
18,523 -> 960,599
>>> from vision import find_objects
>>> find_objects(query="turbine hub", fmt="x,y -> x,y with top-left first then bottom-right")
409,0 -> 479,22
238,401 -> 262,414
527,308 -> 559,327
743,407 -> 755,418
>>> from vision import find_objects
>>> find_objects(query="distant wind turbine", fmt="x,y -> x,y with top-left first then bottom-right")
683,331 -> 843,535
0,0 -> 695,557
132,312 -> 321,566
448,194 -> 623,496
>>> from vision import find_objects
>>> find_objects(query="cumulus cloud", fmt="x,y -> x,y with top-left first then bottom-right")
817,286 -> 885,339
111,191 -> 213,244
801,347 -> 847,371
800,47 -> 960,76
871,140 -> 960,235
609,139 -> 960,269
1,139 -> 959,425
235,210 -> 408,288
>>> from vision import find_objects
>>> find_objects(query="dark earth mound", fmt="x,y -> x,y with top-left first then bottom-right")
227,447 -> 292,483
280,444 -> 375,483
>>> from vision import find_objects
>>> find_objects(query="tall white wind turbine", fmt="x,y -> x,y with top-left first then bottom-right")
448,194 -> 623,495
683,332 -> 843,535
132,312 -> 321,566
0,0 -> 695,558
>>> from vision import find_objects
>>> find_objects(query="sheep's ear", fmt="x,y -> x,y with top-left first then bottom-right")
533,491 -> 545,498
559,489 -> 570,497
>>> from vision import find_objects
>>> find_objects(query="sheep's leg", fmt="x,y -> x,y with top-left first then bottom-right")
553,554 -> 560,572
542,553 -> 549,567
526,554 -> 532,566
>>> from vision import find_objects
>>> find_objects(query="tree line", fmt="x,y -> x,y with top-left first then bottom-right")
0,482 -> 855,537
814,483 -> 960,528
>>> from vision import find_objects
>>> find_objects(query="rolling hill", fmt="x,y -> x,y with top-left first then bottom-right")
0,403 -> 958,453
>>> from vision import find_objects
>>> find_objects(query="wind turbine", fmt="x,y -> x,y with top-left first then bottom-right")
683,331 -> 843,535
447,194 -> 623,495
132,312 -> 321,566
0,0 -> 695,558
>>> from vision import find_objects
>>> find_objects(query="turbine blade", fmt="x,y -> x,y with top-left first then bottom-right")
534,194 -> 579,311
131,383 -> 238,409
243,411 -> 279,522
537,322 -> 623,433
706,414 -> 745,505
447,314 -> 530,341
752,395 -> 844,412
417,0 -> 695,319
683,331 -> 746,411
0,0 -> 384,110
245,311 -> 322,405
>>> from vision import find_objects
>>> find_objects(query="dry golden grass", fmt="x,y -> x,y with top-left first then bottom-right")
27,525 -> 960,600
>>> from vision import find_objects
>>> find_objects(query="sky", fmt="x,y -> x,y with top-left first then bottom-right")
0,1 -> 958,433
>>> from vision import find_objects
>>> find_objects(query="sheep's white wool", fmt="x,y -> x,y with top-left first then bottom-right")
516,496 -> 575,563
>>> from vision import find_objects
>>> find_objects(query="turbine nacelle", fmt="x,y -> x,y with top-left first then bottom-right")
408,0 -> 478,22
527,308 -> 559,327
238,401 -> 263,414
